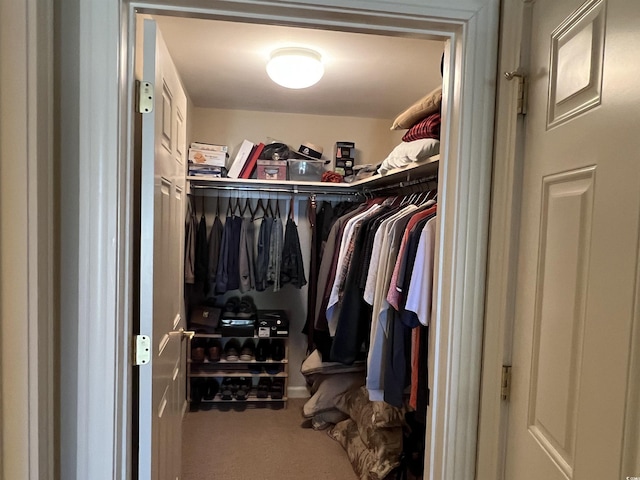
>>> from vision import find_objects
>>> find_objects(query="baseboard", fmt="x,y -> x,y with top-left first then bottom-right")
287,386 -> 310,399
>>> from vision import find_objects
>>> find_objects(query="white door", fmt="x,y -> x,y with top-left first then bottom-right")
504,1 -> 640,479
139,18 -> 188,480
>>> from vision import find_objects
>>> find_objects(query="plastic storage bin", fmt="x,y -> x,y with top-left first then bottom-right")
287,159 -> 325,181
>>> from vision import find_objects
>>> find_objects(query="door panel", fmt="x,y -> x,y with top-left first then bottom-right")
505,1 -> 640,479
139,18 -> 188,480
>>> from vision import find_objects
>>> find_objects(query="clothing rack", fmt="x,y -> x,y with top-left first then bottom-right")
188,180 -> 361,198
363,173 -> 438,198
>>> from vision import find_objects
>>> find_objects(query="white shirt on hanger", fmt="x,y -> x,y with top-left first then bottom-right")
326,204 -> 381,336
404,216 -> 437,325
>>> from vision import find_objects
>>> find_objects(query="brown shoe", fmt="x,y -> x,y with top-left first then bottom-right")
207,339 -> 222,362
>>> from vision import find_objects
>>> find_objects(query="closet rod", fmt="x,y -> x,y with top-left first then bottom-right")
364,173 -> 438,196
189,182 -> 360,197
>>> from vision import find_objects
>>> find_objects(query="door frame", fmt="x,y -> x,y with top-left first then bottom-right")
61,0 -> 500,478
0,0 -> 55,478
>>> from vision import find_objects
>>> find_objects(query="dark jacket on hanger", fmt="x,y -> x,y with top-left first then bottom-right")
280,217 -> 307,289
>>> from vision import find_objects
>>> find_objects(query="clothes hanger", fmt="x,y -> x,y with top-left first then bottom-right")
252,198 -> 265,221
288,195 -> 295,221
241,196 -> 254,218
274,197 -> 281,219
266,196 -> 274,218
226,195 -> 233,217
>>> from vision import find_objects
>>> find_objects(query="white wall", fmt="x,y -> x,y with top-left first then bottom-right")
192,106 -> 405,168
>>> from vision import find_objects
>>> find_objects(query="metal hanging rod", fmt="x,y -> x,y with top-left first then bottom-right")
364,173 -> 438,196
188,181 -> 360,198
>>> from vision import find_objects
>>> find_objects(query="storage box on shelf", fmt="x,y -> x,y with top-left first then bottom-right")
187,310 -> 289,409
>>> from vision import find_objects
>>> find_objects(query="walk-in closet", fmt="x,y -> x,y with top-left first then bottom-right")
134,8 -> 481,480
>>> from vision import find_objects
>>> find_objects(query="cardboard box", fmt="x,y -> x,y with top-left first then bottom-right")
188,148 -> 227,167
257,159 -> 288,180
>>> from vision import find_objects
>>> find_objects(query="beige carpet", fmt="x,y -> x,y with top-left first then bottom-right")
182,398 -> 358,480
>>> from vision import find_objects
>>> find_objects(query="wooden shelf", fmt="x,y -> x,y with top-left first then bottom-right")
189,358 -> 288,365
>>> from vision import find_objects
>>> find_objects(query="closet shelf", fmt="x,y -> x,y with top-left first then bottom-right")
187,155 -> 439,195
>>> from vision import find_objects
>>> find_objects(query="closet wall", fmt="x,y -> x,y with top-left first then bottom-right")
191,107 -> 405,168
188,193 -> 321,391
189,107 -> 404,393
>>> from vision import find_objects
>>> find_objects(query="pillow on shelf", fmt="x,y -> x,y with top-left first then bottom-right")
377,139 -> 440,175
391,86 -> 442,130
402,112 -> 441,142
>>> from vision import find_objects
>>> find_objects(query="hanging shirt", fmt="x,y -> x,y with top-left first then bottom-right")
326,204 -> 381,335
314,204 -> 367,333
386,204 -> 437,310
404,216 -> 438,326
366,205 -> 418,401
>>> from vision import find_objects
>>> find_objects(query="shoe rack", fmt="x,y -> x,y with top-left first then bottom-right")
187,331 -> 289,409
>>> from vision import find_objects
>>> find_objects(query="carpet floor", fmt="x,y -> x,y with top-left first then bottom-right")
182,398 -> 358,480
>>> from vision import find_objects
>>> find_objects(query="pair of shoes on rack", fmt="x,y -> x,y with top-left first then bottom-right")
220,377 -> 252,401
254,338 -> 285,362
222,296 -> 257,319
191,337 -> 207,363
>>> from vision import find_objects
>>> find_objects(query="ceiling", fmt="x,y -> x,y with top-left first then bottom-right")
153,15 -> 445,120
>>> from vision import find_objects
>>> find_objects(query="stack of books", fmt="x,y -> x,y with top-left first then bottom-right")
188,142 -> 228,177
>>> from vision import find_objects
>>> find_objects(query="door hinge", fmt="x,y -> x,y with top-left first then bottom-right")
504,71 -> 528,115
136,80 -> 154,114
134,335 -> 151,366
501,365 -> 512,401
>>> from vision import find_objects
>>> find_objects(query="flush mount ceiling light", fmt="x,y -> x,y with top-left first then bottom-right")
266,47 -> 324,89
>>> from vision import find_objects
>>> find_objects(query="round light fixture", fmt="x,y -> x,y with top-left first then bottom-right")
266,47 -> 324,89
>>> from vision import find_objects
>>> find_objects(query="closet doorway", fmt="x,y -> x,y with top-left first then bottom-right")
126,2 -> 499,479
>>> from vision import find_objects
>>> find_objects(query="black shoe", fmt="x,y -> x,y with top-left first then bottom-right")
203,378 -> 219,401
255,338 -> 271,361
224,338 -> 241,361
256,377 -> 271,398
207,339 -> 222,362
220,377 -> 238,400
222,296 -> 240,318
271,339 -> 285,361
239,338 -> 255,361
234,377 -> 252,401
190,378 -> 205,403
235,296 -> 255,319
270,378 -> 285,400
